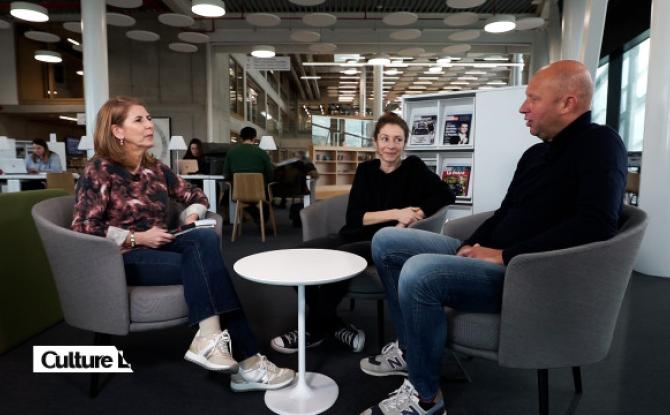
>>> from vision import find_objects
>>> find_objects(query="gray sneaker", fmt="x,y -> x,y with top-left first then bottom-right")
360,341 -> 407,377
360,379 -> 446,415
184,330 -> 238,372
230,354 -> 295,392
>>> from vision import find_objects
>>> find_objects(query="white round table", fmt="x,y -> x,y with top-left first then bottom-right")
234,249 -> 367,415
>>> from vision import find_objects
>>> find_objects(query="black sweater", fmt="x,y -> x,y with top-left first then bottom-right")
340,155 -> 456,241
463,112 -> 628,264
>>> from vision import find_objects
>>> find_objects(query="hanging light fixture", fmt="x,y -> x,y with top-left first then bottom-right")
484,14 -> 516,33
191,0 -> 225,18
10,2 -> 49,22
368,54 -> 391,66
251,45 -> 275,58
34,50 -> 62,63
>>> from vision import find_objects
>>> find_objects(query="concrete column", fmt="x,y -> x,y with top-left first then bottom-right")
510,54 -> 524,85
81,0 -> 109,143
372,65 -> 383,119
561,0 -> 609,78
359,66 -> 367,116
530,29 -> 550,75
635,0 -> 670,277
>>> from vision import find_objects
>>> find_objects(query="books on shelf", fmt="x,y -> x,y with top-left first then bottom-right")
408,112 -> 437,146
441,159 -> 472,199
170,218 -> 217,236
443,113 -> 472,146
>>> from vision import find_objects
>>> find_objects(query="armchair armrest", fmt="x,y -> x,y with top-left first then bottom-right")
300,194 -> 348,242
410,204 -> 450,233
442,211 -> 494,240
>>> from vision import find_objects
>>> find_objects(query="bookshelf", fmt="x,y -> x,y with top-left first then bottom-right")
311,146 -> 376,193
402,86 -> 537,220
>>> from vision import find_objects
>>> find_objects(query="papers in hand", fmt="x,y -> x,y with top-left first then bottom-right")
170,218 -> 217,236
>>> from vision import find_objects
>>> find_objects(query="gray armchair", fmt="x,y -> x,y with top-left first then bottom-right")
443,205 -> 648,414
31,195 -> 224,396
300,193 -> 450,347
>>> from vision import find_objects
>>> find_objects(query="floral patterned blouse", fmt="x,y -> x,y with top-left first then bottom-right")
71,157 -> 208,245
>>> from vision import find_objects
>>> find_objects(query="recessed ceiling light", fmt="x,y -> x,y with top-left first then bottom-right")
34,50 -> 61,63
515,17 -> 545,31
63,22 -> 82,33
158,13 -> 195,28
303,13 -> 337,27
246,13 -> 281,27
368,54 -> 391,65
383,12 -> 418,26
484,15 -> 516,33
309,43 -> 337,53
107,12 -> 136,27
126,30 -> 160,42
442,44 -> 472,54
76,70 -> 83,76
25,31 -> 60,43
178,32 -> 210,43
389,29 -> 422,41
444,12 -> 479,27
290,30 -> 320,42
436,57 -> 452,66
448,30 -> 480,41
428,66 -> 444,73
169,43 -> 198,53
251,45 -> 275,58
107,0 -> 142,8
446,0 -> 486,9
192,0 -> 226,18
11,2 -> 48,22
289,0 -> 326,6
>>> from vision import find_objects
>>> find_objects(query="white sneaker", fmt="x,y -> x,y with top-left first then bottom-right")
184,329 -> 238,372
360,379 -> 446,415
360,340 -> 408,377
230,354 -> 295,392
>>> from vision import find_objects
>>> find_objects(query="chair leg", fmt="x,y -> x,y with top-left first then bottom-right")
537,369 -> 548,415
89,332 -> 110,398
231,201 -> 241,242
258,201 -> 265,242
268,202 -> 277,237
572,366 -> 583,394
377,299 -> 385,348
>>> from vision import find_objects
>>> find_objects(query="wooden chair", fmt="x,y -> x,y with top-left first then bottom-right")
46,172 -> 75,195
625,171 -> 640,206
231,173 -> 277,242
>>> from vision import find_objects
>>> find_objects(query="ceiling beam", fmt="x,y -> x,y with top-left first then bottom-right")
293,54 -> 315,101
303,55 -> 321,101
288,56 -> 308,101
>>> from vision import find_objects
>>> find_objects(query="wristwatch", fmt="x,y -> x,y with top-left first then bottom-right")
130,231 -> 136,248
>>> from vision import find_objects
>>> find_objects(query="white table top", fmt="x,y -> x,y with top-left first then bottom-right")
0,173 -> 47,179
234,248 -> 367,286
180,174 -> 225,180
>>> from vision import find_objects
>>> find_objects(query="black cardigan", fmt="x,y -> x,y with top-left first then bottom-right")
463,111 -> 628,264
340,155 -> 455,241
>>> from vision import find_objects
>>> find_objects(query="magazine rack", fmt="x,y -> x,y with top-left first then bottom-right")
402,86 -> 537,220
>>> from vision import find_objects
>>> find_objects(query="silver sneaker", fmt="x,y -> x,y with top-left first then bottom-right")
230,354 -> 295,392
360,341 -> 407,377
184,329 -> 238,372
360,379 -> 446,415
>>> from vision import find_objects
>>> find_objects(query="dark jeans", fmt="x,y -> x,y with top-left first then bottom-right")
123,228 -> 259,360
299,233 -> 372,339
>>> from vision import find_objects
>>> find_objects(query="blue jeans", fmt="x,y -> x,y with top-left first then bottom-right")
372,227 -> 506,400
123,228 -> 259,359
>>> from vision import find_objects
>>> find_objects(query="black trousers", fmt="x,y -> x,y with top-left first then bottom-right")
299,234 -> 372,339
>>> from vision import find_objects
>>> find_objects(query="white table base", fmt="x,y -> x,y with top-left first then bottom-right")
264,285 -> 338,415
264,372 -> 338,415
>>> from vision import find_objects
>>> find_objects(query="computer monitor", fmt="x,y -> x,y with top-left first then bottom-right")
65,137 -> 85,156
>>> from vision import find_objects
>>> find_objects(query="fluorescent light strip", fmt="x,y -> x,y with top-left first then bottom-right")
59,115 -> 77,122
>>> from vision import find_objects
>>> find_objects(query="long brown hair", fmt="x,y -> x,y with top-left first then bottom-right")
94,96 -> 155,168
31,138 -> 54,163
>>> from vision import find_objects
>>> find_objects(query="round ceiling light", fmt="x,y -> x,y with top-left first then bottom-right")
515,17 -> 545,30
0,18 -> 11,30
169,42 -> 198,53
442,43 -> 472,54
436,57 -> 452,66
24,31 -> 60,43
303,13 -> 337,27
444,12 -> 479,27
126,30 -> 160,42
309,43 -> 337,53
246,13 -> 281,27
398,47 -> 425,56
368,54 -> 391,66
107,13 -> 136,27
107,0 -> 142,8
158,13 -> 195,27
448,30 -> 480,41
389,29 -> 422,41
288,0 -> 326,5
178,32 -> 210,43
428,66 -> 444,73
10,2 -> 49,22
290,30 -> 320,42
251,45 -> 275,58
484,15 -> 516,33
446,0 -> 487,9
63,21 -> 82,33
382,12 -> 418,26
34,50 -> 62,63
192,0 -> 226,18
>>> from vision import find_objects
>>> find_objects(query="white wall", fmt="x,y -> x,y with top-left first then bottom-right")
0,24 -> 18,105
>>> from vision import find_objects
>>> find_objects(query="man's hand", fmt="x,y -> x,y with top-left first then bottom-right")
184,213 -> 199,225
457,243 -> 504,265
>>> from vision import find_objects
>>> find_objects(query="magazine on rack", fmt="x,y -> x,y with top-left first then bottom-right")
441,161 -> 472,199
408,113 -> 437,146
169,218 -> 217,236
443,113 -> 473,145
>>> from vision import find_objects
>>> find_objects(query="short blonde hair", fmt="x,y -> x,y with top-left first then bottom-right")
94,96 -> 155,168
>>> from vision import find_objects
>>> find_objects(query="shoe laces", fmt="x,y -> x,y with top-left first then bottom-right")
382,379 -> 419,410
213,330 -> 233,358
381,340 -> 400,356
281,330 -> 299,346
334,325 -> 359,347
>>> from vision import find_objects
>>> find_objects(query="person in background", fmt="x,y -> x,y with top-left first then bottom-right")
183,137 -> 210,174
359,60 -> 627,415
270,112 -> 455,355
72,96 -> 294,393
26,138 -> 63,173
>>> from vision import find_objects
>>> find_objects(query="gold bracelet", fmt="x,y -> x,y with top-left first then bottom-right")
130,231 -> 136,248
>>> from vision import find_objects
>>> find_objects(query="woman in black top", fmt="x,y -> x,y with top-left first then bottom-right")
271,113 -> 455,354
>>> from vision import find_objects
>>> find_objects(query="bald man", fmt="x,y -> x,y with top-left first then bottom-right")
359,60 -> 627,415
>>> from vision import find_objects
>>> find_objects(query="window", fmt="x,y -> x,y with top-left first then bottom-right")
592,62 -> 608,125
229,57 -> 244,118
619,37 -> 649,152
247,77 -> 266,128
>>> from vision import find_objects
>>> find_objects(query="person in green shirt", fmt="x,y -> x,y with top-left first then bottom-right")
223,127 -> 273,183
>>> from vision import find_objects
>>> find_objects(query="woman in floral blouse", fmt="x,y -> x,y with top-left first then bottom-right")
72,97 -> 293,392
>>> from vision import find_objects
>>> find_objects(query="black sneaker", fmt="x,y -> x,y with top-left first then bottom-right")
270,330 -> 324,354
334,324 -> 365,352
